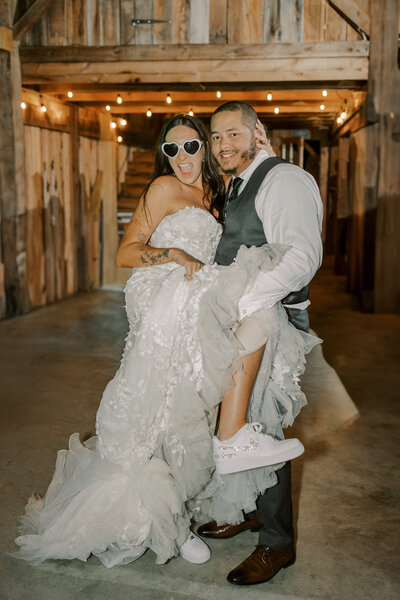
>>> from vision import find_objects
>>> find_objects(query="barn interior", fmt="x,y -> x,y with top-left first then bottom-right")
0,1 -> 399,599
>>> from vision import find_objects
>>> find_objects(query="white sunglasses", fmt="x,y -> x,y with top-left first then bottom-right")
161,139 -> 203,158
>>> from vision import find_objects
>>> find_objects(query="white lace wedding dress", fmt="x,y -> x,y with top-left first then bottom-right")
13,206 -> 319,567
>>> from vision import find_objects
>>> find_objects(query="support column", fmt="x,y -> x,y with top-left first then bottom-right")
369,0 -> 400,312
0,38 -> 30,317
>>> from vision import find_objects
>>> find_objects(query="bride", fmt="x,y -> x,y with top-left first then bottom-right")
12,115 -> 317,568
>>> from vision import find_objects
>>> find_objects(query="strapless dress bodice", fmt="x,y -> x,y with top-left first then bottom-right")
150,206 -> 222,265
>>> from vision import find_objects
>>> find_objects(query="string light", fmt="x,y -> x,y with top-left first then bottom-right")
146,108 -> 152,117
216,91 -> 222,99
337,117 -> 343,124
117,136 -> 123,143
340,111 -> 346,120
322,90 -> 328,97
274,107 -> 279,114
267,93 -> 272,101
117,94 -> 123,104
166,94 -> 172,104
41,104 -> 47,113
188,109 -> 194,116
67,91 -> 73,98
320,104 -> 325,110
21,102 -> 26,109
120,119 -> 127,126
105,105 -> 111,111
111,121 -> 117,129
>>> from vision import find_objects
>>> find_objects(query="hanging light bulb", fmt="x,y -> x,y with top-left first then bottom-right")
146,108 -> 152,117
267,92 -> 272,101
105,105 -> 111,111
322,90 -> 328,97
21,102 -> 26,109
117,136 -> 123,143
111,121 -> 117,129
188,109 -> 194,116
216,91 -> 222,99
337,117 -> 342,124
320,104 -> 325,111
41,104 -> 47,113
67,91 -> 73,98
117,94 -> 123,104
340,111 -> 346,120
120,119 -> 127,127
274,107 -> 279,114
166,93 -> 172,104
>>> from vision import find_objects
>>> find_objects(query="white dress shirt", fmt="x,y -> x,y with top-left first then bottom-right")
233,150 -> 323,320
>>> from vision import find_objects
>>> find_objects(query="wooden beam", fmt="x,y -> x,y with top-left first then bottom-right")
13,0 -> 54,41
20,41 -> 369,62
20,42 -> 369,85
0,43 -> 30,315
327,0 -> 370,36
0,25 -> 12,51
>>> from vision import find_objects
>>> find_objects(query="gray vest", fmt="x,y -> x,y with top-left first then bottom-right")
215,157 -> 309,332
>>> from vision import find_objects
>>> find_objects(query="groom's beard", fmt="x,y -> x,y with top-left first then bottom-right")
219,138 -> 257,176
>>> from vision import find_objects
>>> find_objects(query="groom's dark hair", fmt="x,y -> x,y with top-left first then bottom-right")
212,101 -> 257,131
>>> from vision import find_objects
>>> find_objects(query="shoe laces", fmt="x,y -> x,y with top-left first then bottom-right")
248,422 -> 263,434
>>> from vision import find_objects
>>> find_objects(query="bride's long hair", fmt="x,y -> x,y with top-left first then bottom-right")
142,114 -> 225,221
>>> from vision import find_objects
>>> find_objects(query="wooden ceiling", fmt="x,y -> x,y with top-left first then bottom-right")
13,0 -> 372,129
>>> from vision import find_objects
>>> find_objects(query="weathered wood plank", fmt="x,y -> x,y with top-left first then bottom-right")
134,0 -> 153,45
325,2 -> 347,41
209,0 -> 227,43
153,0 -> 173,44
303,0 -> 324,41
86,0 -> 100,45
103,0 -> 120,45
120,0 -> 134,45
189,0 -> 209,43
172,0 -> 189,43
228,0 -> 263,43
20,40 -> 369,61
67,0 -> 86,45
46,0 -> 66,45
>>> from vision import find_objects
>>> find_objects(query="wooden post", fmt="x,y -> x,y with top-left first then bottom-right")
368,0 -> 400,312
99,112 -> 118,286
69,104 -> 82,291
0,39 -> 30,316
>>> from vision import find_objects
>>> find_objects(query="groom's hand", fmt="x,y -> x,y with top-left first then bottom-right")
170,248 -> 204,280
255,119 -> 276,156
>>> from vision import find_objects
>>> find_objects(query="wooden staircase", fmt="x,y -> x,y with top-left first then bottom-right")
118,151 -> 154,236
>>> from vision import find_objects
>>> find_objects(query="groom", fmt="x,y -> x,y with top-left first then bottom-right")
198,102 -> 323,585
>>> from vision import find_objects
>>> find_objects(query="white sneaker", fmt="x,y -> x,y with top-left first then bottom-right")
178,532 -> 211,564
214,423 -> 304,475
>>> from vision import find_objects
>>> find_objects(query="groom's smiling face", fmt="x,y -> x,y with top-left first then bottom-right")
210,110 -> 257,176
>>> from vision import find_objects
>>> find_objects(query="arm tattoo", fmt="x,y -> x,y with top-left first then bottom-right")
140,249 -> 170,265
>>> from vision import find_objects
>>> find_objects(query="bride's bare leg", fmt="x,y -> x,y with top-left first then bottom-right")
218,344 -> 266,441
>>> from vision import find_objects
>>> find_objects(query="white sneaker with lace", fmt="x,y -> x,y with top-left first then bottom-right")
214,423 -> 304,475
178,532 -> 211,564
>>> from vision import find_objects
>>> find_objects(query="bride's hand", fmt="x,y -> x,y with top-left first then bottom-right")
255,119 -> 276,156
170,248 -> 204,280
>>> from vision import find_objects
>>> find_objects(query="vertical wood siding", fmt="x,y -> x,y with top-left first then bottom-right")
20,0 -> 359,46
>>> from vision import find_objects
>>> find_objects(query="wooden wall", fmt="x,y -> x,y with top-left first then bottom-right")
0,89 -> 132,318
18,0 -> 362,47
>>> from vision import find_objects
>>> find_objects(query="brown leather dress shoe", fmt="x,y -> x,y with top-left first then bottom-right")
197,517 -> 262,539
227,545 -> 295,585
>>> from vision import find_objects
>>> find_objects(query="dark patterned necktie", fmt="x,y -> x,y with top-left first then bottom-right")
226,176 -> 243,202
224,177 -> 243,219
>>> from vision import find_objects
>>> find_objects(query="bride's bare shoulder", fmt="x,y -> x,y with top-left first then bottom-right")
150,175 -> 180,194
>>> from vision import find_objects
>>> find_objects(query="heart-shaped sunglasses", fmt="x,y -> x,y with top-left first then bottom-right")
161,139 -> 203,158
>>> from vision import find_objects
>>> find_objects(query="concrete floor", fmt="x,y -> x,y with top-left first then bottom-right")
0,265 -> 399,600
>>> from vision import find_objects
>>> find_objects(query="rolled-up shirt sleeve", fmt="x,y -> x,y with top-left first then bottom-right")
237,164 -> 323,319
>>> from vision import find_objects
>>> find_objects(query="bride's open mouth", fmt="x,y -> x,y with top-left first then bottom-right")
178,163 -> 193,175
